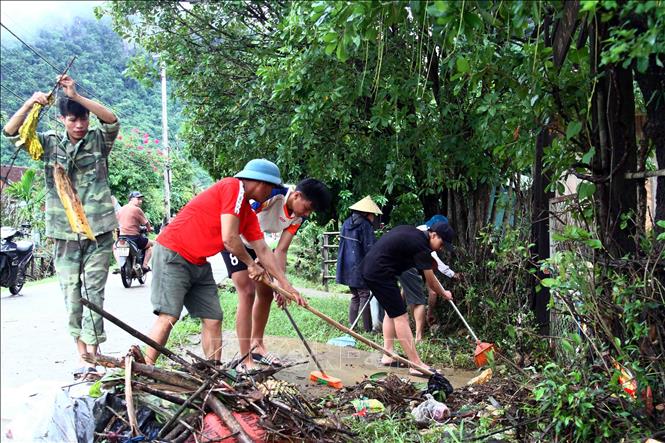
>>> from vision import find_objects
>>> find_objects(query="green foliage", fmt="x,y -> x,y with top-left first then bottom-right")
2,168 -> 47,234
595,1 -> 665,73
529,362 -> 641,441
532,227 -> 663,438
107,126 -> 202,223
290,220 -> 336,283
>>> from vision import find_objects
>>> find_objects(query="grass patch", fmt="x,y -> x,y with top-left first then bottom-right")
285,272 -> 349,294
344,413 -> 457,442
218,289 -> 352,343
168,315 -> 202,349
169,287 -> 473,369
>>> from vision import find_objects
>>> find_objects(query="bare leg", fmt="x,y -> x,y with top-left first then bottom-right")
391,314 -> 428,371
250,281 -> 274,357
76,339 -> 98,367
231,271 -> 257,368
143,242 -> 153,268
201,318 -> 223,361
413,304 -> 426,343
380,313 -> 397,364
145,313 -> 178,365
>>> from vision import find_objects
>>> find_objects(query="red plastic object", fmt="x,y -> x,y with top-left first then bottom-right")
186,411 -> 266,443
474,341 -> 496,367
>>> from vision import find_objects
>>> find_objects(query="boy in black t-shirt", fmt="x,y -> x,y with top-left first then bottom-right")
361,222 -> 455,376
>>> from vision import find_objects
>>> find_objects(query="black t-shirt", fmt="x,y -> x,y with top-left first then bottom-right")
361,225 -> 434,282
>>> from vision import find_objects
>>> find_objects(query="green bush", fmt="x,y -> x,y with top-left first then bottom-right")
529,362 -> 641,442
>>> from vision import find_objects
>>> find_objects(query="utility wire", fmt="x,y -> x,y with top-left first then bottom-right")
0,83 -> 24,101
1,22 -> 64,75
0,22 -> 117,112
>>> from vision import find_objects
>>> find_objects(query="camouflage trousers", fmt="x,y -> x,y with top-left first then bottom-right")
54,231 -> 113,346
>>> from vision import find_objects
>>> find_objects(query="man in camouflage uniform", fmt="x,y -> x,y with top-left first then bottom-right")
3,75 -> 119,380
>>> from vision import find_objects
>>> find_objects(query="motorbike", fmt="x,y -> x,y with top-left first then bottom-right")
115,226 -> 148,288
0,223 -> 34,295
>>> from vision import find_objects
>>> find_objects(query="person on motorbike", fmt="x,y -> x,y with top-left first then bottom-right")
116,191 -> 153,272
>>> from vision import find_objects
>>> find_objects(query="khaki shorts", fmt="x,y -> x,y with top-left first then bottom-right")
150,243 -> 222,320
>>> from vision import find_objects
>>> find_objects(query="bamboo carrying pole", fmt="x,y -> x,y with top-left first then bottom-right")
261,277 -> 434,376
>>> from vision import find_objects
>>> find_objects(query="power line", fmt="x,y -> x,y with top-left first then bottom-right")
0,22 -> 64,74
0,83 -> 24,101
0,22 -> 109,106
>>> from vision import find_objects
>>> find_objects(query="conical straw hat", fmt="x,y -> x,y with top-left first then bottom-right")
349,196 -> 383,215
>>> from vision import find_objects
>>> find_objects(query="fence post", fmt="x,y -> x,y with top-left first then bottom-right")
321,232 -> 339,292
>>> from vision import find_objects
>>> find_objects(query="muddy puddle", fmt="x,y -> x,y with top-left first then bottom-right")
201,332 -> 477,393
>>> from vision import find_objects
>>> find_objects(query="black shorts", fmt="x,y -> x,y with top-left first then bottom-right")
122,235 -> 148,250
364,278 -> 407,318
399,268 -> 427,305
220,247 -> 257,277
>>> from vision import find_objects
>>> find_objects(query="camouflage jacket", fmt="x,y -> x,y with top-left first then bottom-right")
4,119 -> 120,240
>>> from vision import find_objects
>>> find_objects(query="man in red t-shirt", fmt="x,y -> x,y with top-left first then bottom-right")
145,159 -> 305,366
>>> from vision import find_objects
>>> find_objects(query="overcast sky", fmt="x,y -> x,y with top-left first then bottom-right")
1,1 -> 103,43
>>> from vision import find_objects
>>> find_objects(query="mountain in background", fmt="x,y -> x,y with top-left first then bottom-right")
0,16 -> 181,166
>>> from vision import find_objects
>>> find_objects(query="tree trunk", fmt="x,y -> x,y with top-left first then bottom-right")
635,55 -> 665,235
589,18 -> 639,257
531,126 -> 555,334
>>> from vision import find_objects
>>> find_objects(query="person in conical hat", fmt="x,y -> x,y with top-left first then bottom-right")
348,196 -> 383,216
337,196 -> 382,332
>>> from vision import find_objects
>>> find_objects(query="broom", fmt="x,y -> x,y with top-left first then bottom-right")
327,293 -> 373,347
261,276 -> 430,374
282,306 -> 343,389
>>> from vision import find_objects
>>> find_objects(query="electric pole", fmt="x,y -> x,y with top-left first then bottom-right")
161,62 -> 171,225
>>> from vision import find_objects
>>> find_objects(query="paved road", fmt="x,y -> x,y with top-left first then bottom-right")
0,253 -> 228,390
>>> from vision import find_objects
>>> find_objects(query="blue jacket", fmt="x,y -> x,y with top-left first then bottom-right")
336,213 -> 376,288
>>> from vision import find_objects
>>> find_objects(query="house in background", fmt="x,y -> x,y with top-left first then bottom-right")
0,165 -> 28,191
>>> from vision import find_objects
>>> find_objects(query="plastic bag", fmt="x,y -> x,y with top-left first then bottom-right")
411,394 -> 450,423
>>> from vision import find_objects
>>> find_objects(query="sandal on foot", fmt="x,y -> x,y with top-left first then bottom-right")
251,352 -> 284,367
74,367 -> 101,381
83,367 -> 102,381
73,367 -> 87,380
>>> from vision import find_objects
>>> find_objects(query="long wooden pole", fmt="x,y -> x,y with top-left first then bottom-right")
79,298 -> 202,376
261,276 -> 433,376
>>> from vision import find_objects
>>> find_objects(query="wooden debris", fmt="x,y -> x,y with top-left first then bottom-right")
84,350 -> 354,441
124,355 -> 141,437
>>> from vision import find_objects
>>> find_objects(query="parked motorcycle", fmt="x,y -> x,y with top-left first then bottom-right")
0,223 -> 34,295
115,226 -> 148,288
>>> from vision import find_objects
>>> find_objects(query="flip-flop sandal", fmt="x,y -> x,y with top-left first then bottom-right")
74,367 -> 101,381
82,367 -> 102,381
381,360 -> 408,368
251,352 -> 284,367
73,367 -> 87,380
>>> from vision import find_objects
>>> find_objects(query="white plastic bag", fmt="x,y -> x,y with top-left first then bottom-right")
411,393 -> 450,424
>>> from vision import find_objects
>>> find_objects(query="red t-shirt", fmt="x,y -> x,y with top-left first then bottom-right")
157,177 -> 264,265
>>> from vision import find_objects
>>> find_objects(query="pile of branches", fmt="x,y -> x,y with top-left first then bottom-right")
85,348 -> 353,442
78,299 -> 354,442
